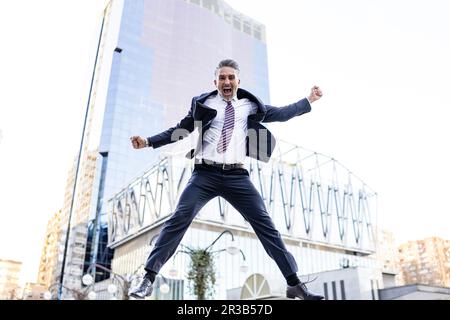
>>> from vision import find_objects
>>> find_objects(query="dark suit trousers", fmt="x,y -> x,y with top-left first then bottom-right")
145,163 -> 299,279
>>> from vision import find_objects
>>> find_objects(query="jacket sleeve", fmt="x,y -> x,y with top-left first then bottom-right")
147,108 -> 195,149
262,97 -> 311,123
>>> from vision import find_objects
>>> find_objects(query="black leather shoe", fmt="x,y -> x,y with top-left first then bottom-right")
128,275 -> 153,299
286,282 -> 324,300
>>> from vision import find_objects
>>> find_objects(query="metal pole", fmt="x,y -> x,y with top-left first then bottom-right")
58,7 -> 107,300
204,229 -> 234,252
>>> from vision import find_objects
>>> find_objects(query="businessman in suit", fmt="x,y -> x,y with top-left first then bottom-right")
128,59 -> 324,300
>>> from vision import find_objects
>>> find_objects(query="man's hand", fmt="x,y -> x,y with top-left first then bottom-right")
308,85 -> 323,103
130,136 -> 148,149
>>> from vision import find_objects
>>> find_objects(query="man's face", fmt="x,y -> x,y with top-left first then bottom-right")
214,66 -> 240,101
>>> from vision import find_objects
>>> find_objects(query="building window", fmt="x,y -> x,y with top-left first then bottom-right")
224,11 -> 231,24
340,280 -> 346,300
370,280 -> 375,300
323,282 -> 329,300
331,281 -> 337,300
375,280 -> 379,300
243,21 -> 251,35
233,16 -> 241,30
253,27 -> 262,40
202,0 -> 211,9
153,277 -> 184,300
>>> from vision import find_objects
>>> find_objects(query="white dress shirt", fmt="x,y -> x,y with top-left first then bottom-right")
196,93 -> 258,164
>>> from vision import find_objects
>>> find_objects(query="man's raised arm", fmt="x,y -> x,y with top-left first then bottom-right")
263,86 -> 323,123
130,107 -> 195,149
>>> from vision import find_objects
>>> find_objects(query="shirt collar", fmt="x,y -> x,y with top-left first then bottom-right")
217,92 -> 238,103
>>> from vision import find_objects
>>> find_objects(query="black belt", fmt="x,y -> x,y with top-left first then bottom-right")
201,159 -> 244,170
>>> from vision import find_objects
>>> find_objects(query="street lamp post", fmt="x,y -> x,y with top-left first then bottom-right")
83,262 -> 170,300
204,229 -> 236,252
171,229 -> 247,300
212,247 -> 248,273
83,263 -> 143,300
44,282 -> 96,300
58,6 -> 107,300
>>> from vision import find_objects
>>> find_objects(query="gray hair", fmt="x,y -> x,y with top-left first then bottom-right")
215,59 -> 240,76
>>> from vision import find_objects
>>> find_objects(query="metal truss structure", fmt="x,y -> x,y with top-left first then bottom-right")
108,140 -> 377,252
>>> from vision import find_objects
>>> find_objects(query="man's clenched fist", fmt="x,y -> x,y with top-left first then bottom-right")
308,85 -> 323,103
130,136 -> 147,149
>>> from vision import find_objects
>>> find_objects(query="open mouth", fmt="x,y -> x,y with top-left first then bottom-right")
223,88 -> 232,95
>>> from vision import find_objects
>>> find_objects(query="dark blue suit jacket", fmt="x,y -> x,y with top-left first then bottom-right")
147,88 -> 311,162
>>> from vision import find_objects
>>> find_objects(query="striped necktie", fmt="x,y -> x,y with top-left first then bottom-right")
217,100 -> 235,153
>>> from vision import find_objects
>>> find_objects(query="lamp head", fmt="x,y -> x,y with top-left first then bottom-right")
87,291 -> 97,300
226,246 -> 239,255
107,283 -> 118,294
82,274 -> 94,286
160,283 -> 170,294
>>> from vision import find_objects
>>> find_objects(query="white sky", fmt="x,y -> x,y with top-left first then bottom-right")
0,0 -> 449,284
